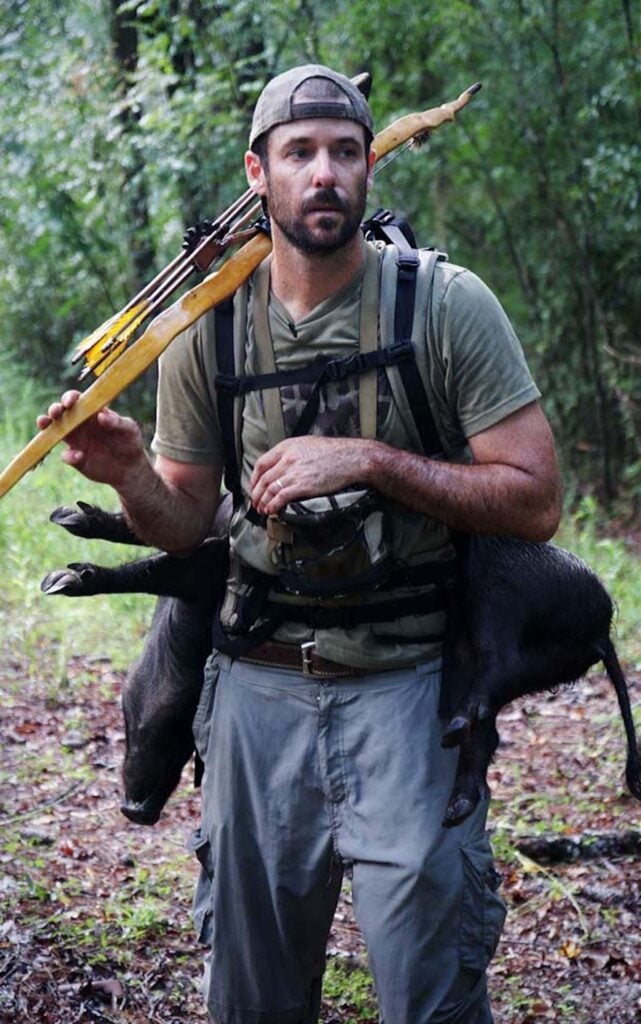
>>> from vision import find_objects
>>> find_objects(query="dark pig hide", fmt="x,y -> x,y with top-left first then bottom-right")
41,501 -> 641,827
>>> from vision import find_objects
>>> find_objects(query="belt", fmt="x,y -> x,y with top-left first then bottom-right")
238,640 -> 369,678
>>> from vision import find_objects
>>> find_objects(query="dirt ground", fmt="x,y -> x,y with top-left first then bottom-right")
1,652 -> 640,1024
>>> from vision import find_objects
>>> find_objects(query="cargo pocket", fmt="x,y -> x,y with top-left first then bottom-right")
192,653 -> 221,762
459,837 -> 507,973
188,826 -> 215,945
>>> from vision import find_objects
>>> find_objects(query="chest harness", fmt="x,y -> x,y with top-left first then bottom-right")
211,211 -> 455,656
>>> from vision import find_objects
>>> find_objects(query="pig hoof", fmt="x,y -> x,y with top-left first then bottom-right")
50,502 -> 103,537
441,792 -> 478,829
441,715 -> 470,748
120,800 -> 162,826
40,564 -> 98,596
41,568 -> 85,596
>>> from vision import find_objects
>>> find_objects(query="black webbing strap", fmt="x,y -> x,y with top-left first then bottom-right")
214,298 -> 242,502
215,340 -> 416,442
264,586 -> 445,630
393,252 -> 443,458
215,341 -> 414,396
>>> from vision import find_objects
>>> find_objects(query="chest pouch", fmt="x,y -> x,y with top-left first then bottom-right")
265,487 -> 393,597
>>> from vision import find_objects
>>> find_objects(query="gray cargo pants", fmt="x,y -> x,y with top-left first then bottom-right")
190,652 -> 506,1024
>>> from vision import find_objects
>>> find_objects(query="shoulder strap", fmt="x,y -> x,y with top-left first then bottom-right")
358,243 -> 380,440
217,244 -> 385,446
214,296 -> 242,502
362,207 -> 418,252
251,257 -> 287,448
381,245 -> 446,458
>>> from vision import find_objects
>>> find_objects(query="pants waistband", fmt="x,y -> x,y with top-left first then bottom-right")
238,640 -> 371,678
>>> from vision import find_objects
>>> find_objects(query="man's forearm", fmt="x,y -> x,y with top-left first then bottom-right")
116,455 -> 216,554
364,442 -> 561,542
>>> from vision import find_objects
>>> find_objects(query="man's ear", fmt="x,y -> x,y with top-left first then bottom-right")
245,150 -> 267,196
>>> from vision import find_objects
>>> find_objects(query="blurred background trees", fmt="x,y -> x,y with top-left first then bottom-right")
1,0 -> 638,502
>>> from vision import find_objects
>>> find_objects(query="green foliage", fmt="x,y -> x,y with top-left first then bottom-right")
322,957 -> 377,1021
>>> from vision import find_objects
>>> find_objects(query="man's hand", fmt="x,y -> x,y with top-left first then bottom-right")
36,390 -> 147,489
250,436 -> 372,515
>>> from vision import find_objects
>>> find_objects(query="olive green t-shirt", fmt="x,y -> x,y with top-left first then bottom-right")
152,242 -> 540,668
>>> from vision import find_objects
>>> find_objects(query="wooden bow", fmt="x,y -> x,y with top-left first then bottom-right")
0,82 -> 480,500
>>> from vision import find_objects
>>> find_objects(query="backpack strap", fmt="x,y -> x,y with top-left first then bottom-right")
214,297 -> 242,503
358,242 -> 380,440
251,257 -> 287,448
381,245 -> 446,458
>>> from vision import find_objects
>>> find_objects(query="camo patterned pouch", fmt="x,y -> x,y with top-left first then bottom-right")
266,486 -> 393,597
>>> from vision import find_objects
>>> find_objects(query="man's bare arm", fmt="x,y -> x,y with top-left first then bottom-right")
37,390 -> 221,553
118,455 -> 222,554
249,402 -> 561,542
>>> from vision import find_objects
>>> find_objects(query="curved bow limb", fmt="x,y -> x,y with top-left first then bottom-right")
373,82 -> 481,157
0,233 -> 272,499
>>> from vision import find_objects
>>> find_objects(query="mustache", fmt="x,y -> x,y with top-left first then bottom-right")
302,189 -> 347,214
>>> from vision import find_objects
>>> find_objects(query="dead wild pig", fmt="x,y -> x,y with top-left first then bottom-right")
42,503 -> 641,828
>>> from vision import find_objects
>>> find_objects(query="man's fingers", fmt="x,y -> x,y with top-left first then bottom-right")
250,447 -> 282,490
37,391 -> 83,429
254,474 -> 290,514
96,408 -> 135,434
61,448 -> 85,468
252,467 -> 288,509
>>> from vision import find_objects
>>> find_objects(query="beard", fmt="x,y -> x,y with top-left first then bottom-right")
266,184 -> 367,256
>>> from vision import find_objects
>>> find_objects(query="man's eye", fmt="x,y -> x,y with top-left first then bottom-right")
338,147 -> 359,159
288,148 -> 309,159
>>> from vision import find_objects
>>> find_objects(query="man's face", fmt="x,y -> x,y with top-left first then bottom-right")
246,119 -> 375,255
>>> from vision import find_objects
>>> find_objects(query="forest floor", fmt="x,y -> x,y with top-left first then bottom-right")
1,649 -> 640,1024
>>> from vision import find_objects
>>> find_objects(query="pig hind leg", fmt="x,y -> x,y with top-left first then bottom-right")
442,717 -> 499,828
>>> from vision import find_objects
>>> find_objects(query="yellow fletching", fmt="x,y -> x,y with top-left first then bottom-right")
76,300 -> 150,376
74,311 -> 120,359
91,304 -> 151,377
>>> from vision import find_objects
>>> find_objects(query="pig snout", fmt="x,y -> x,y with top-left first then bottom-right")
121,736 -> 192,825
120,689 -> 199,826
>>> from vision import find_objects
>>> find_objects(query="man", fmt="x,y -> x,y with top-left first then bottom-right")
39,65 -> 561,1024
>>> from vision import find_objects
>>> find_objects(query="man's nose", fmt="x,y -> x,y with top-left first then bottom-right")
310,150 -> 336,188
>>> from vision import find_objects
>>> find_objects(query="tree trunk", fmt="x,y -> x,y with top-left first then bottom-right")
108,0 -> 155,295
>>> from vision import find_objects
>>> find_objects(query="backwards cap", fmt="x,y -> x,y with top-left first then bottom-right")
249,64 -> 374,148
